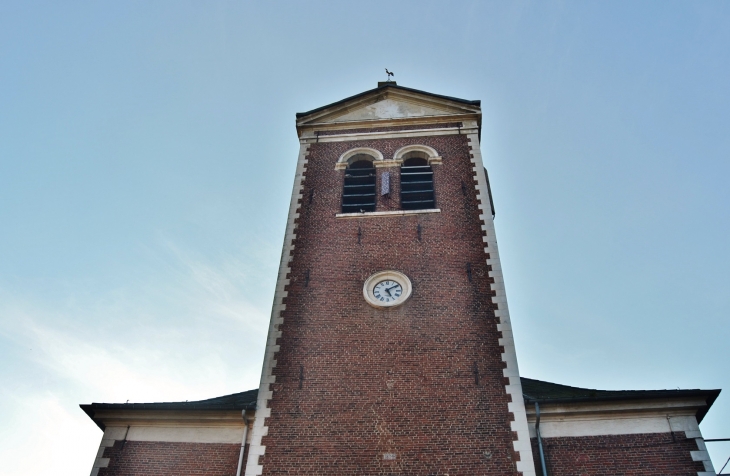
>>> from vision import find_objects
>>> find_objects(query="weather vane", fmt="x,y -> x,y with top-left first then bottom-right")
385,68 -> 394,82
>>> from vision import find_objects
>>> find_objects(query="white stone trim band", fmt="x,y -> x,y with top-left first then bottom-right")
335,209 -> 440,219
102,425 -> 246,444
524,400 -> 705,438
335,147 -> 384,170
689,435 -> 716,475
468,126 -> 537,476
392,144 -> 440,161
244,143 -> 310,476
302,126 -> 479,144
89,438 -> 114,476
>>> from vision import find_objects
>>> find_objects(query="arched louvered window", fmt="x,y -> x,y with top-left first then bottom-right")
400,157 -> 435,210
342,159 -> 376,213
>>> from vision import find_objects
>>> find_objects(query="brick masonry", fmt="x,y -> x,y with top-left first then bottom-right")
98,441 -> 240,476
257,133 -> 521,475
530,432 -> 706,476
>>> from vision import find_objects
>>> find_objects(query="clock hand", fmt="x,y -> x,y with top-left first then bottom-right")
385,287 -> 393,297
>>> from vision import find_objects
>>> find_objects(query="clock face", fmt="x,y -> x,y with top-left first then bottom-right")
373,280 -> 403,304
363,271 -> 412,309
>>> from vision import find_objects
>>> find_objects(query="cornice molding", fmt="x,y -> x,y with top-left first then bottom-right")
298,113 -> 480,137
296,88 -> 480,129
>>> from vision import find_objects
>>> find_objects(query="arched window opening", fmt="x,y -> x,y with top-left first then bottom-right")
400,157 -> 435,210
342,159 -> 376,213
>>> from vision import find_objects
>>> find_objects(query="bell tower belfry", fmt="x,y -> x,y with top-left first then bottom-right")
245,83 -> 536,476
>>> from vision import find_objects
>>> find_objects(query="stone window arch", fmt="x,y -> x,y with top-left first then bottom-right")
335,147 -> 384,170
392,145 -> 442,165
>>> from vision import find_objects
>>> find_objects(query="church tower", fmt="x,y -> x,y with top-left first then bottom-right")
80,81 -> 720,476
245,82 -> 536,476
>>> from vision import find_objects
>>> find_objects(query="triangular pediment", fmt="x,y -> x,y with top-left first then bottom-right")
322,97 -> 458,123
296,84 -> 481,129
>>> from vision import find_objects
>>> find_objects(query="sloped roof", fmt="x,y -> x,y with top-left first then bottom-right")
81,378 -> 720,424
521,377 -> 720,423
80,388 -> 257,415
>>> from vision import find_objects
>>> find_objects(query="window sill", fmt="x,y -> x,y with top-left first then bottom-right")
335,209 -> 441,219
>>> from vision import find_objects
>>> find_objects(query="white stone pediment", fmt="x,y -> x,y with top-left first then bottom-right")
297,87 -> 480,128
325,98 -> 455,122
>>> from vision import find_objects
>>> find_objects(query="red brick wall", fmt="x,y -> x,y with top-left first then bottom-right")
530,432 -> 705,475
259,133 -> 520,475
99,441 -> 240,476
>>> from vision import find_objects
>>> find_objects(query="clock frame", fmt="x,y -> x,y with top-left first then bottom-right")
363,270 -> 412,309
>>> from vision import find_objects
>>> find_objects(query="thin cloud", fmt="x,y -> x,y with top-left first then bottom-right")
0,237 -> 270,476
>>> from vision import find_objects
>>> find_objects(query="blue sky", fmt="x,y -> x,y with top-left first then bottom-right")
1,1 -> 728,473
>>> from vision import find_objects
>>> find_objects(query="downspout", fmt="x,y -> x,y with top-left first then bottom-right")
483,167 -> 496,219
535,402 -> 548,476
236,411 -> 250,476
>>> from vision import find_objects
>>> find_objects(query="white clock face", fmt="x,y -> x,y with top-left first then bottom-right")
373,280 -> 403,304
363,271 -> 412,309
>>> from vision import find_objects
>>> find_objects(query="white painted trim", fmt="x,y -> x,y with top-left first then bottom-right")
392,144 -> 440,161
374,160 -> 402,168
527,407 -> 702,439
691,437 -> 716,474
335,209 -> 440,219
302,127 -> 479,144
244,143 -> 310,476
92,458 -> 110,469
89,430 -> 118,475
335,147 -> 384,170
89,409 -> 251,427
101,425 -> 245,444
299,116 -> 476,136
468,129 -> 537,476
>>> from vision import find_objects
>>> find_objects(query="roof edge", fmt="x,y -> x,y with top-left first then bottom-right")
80,404 -> 105,431
295,83 -> 480,119
521,378 -> 721,424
